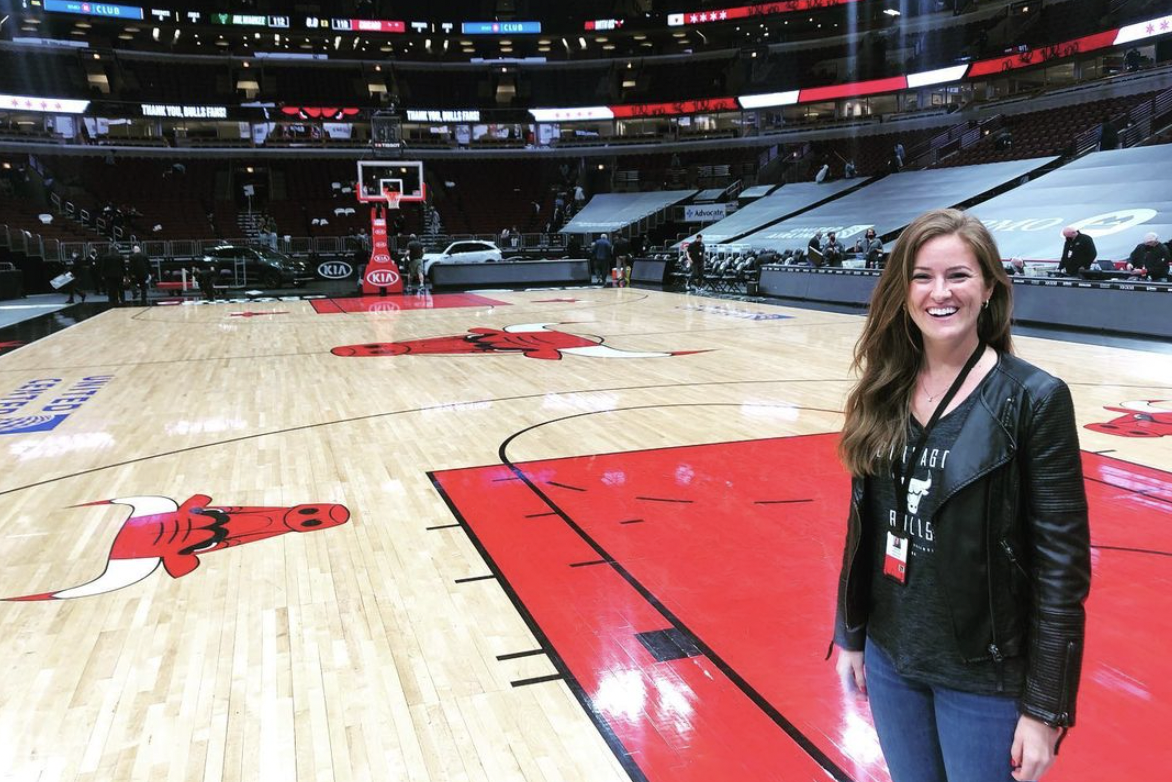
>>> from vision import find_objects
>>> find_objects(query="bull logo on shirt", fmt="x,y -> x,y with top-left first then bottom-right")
906,474 -> 932,515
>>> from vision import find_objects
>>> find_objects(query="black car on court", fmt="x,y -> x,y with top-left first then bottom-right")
157,245 -> 315,289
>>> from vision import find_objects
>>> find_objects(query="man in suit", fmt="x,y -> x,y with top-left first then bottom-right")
99,243 -> 125,305
807,232 -> 825,267
1059,226 -> 1097,276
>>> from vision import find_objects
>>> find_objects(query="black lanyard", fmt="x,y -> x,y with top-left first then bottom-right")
892,341 -> 986,525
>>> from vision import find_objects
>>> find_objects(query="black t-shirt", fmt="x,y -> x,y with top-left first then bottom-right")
865,390 -> 1027,695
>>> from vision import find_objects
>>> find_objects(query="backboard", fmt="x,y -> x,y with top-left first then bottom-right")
356,161 -> 426,204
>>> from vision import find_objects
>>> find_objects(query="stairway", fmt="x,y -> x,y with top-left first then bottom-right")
236,212 -> 266,241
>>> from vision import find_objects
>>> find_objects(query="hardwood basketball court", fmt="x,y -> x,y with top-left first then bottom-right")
0,288 -> 1168,782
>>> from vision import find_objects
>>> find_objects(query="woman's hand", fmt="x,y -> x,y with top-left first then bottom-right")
1011,714 -> 1061,780
835,649 -> 867,699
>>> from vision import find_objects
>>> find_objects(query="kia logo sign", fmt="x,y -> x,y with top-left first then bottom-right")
371,253 -> 391,264
365,268 -> 400,287
317,261 -> 353,279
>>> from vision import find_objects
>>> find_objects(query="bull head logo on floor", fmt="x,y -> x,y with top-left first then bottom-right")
1085,401 -> 1172,438
4,494 -> 350,601
331,323 -> 706,361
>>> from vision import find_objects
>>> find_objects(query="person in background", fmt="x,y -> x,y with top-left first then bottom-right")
807,231 -> 825,267
591,233 -> 614,285
834,208 -> 1089,782
861,228 -> 885,269
1127,231 -> 1169,282
127,244 -> 151,306
613,233 -> 631,285
406,234 -> 426,292
686,233 -> 705,291
196,263 -> 219,301
1058,227 -> 1097,276
823,232 -> 845,267
1098,118 -> 1119,151
99,243 -> 125,306
64,252 -> 87,304
88,247 -> 104,296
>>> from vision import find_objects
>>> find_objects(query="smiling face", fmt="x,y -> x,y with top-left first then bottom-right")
907,233 -> 994,352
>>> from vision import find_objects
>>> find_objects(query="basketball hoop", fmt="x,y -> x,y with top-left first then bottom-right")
382,188 -> 402,211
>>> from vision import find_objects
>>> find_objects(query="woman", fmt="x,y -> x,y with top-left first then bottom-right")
833,209 -> 1090,782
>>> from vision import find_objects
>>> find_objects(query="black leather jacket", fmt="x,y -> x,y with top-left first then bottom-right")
835,352 -> 1091,728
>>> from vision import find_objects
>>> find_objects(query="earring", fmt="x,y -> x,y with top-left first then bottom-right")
983,299 -> 990,309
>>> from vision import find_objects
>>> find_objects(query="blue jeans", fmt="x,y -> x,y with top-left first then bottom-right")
865,641 -> 1024,782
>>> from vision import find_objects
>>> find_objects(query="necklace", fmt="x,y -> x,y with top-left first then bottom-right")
920,370 -> 959,403
920,353 -> 983,402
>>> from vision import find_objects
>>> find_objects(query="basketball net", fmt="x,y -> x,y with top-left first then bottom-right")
382,188 -> 402,211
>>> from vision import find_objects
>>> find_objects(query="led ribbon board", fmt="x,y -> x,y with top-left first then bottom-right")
44,1 -> 144,20
1,93 -> 90,114
461,21 -> 541,34
668,0 -> 859,27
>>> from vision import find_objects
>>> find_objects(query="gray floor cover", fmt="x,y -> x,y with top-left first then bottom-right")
969,147 -> 1172,261
679,180 -> 858,247
560,190 -> 699,234
737,157 -> 1055,252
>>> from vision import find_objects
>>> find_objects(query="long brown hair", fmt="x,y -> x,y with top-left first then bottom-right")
838,208 -> 1014,476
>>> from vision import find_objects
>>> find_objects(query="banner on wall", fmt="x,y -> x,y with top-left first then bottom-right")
684,204 -> 729,222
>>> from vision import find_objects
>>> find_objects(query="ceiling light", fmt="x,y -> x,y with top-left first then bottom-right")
578,37 -> 587,49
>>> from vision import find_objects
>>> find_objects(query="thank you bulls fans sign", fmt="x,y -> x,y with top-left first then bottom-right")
362,215 -> 403,295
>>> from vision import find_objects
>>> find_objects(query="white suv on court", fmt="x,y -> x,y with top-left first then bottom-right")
421,241 -> 503,277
